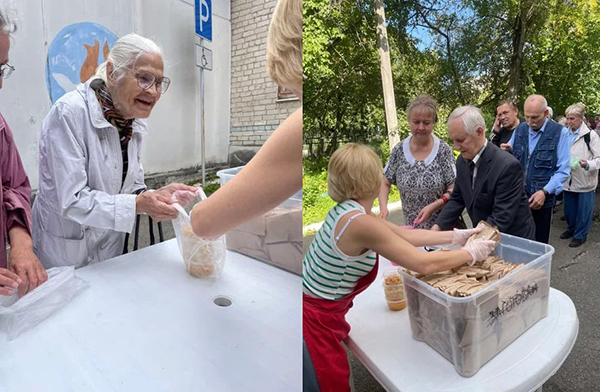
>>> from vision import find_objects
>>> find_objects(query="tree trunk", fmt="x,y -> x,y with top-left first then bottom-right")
445,38 -> 465,103
326,96 -> 344,156
507,8 -> 527,102
374,0 -> 400,150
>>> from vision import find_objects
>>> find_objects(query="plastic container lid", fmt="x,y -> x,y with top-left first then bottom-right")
216,166 -> 302,201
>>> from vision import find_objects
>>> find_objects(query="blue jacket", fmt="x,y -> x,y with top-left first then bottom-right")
512,120 -> 564,209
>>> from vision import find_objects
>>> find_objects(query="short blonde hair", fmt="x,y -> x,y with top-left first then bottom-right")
327,143 -> 383,203
565,102 -> 586,118
266,0 -> 302,94
407,94 -> 439,123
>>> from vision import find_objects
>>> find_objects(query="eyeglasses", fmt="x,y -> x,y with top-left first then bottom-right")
0,63 -> 15,80
134,71 -> 171,94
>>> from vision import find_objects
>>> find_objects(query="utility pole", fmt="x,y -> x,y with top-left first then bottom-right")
374,0 -> 400,149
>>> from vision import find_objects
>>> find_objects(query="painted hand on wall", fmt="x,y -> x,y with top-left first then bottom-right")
80,39 -> 99,83
80,40 -> 110,83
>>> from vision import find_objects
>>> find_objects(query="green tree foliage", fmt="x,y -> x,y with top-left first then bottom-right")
303,0 -> 384,159
303,0 -> 445,165
304,0 -> 600,167
525,0 -> 600,115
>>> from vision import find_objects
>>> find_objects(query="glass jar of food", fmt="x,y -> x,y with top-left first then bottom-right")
382,268 -> 406,311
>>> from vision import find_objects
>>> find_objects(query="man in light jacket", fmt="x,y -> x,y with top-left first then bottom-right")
559,103 -> 600,247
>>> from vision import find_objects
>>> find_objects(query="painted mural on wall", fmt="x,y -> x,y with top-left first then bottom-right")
45,22 -> 117,104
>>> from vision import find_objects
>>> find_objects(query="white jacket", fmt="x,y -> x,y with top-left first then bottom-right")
563,123 -> 600,193
32,77 -> 147,268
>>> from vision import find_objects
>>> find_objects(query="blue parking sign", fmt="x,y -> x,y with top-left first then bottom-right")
195,0 -> 212,41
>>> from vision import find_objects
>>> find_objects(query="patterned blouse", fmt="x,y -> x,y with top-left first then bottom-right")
384,135 -> 456,229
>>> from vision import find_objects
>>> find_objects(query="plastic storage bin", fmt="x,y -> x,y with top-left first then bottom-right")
216,166 -> 302,201
399,233 -> 554,377
216,166 -> 302,275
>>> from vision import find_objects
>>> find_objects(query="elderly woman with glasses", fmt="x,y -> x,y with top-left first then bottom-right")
32,33 -> 195,269
0,11 -> 48,296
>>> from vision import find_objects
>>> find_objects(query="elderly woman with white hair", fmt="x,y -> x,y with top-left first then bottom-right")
190,0 -> 302,238
32,33 -> 196,268
559,103 -> 600,247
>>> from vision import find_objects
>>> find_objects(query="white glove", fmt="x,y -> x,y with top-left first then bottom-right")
462,239 -> 496,266
452,223 -> 484,246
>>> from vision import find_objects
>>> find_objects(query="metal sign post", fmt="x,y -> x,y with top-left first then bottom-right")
200,56 -> 206,187
195,0 -> 212,188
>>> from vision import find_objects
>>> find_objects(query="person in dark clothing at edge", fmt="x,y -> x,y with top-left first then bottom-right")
489,99 -> 524,147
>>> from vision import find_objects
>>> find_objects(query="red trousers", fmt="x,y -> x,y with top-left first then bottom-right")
303,256 -> 379,392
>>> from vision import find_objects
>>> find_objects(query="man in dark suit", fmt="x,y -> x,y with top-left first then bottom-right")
432,105 -> 536,240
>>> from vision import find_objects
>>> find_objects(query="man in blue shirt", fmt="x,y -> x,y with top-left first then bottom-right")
501,94 -> 571,244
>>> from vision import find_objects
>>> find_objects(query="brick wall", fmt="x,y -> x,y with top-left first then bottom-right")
230,0 -> 301,151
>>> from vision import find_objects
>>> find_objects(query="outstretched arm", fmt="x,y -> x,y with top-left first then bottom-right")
350,215 -> 494,275
191,107 -> 302,239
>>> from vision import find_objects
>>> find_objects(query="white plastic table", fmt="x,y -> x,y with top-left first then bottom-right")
0,239 -> 301,392
345,257 -> 579,392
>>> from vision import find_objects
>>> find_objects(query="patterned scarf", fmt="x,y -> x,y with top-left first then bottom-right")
90,78 -> 132,185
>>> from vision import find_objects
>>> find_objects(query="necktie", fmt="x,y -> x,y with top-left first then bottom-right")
469,161 -> 476,189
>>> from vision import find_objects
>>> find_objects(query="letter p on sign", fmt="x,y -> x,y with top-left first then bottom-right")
195,0 -> 212,41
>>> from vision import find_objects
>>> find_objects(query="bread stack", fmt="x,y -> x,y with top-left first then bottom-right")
402,222 -> 550,376
226,205 -> 302,275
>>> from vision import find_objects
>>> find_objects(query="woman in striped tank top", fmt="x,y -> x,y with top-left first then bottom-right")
303,143 -> 496,392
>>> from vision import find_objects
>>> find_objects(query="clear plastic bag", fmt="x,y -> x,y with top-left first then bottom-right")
0,266 -> 89,340
172,188 -> 226,278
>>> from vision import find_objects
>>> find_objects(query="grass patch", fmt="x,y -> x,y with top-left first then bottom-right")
302,170 -> 399,228
203,183 -> 220,195
186,173 -> 220,196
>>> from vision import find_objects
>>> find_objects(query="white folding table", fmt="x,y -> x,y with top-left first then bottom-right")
346,257 -> 578,392
0,239 -> 301,392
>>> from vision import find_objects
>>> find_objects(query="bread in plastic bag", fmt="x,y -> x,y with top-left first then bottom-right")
172,188 -> 226,278
0,266 -> 89,340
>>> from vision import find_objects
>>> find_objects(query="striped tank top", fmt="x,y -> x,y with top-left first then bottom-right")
302,199 -> 377,300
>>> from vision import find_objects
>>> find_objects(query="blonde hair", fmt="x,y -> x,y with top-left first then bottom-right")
565,102 -> 586,118
327,143 -> 383,203
407,94 -> 439,123
96,33 -> 163,83
266,0 -> 302,94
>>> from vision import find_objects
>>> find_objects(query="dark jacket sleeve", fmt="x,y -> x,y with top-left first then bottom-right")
485,155 -> 526,232
1,115 -> 32,235
435,158 -> 466,230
